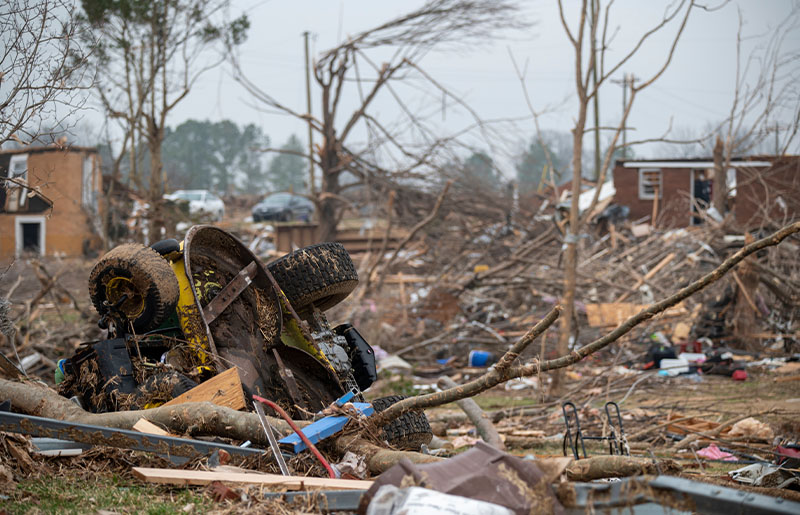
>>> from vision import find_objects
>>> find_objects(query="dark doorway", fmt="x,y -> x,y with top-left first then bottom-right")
21,222 -> 41,253
692,169 -> 711,225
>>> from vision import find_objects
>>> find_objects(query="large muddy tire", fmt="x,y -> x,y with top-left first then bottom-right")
267,242 -> 358,313
371,395 -> 433,451
89,243 -> 179,333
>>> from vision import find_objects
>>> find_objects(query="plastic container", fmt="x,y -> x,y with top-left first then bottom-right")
659,357 -> 689,376
468,350 -> 494,367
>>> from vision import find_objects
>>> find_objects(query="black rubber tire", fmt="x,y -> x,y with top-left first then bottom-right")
267,242 -> 358,313
150,239 -> 181,256
88,243 -> 179,333
371,395 -> 433,451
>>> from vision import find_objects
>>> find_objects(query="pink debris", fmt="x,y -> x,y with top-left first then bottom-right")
696,443 -> 737,461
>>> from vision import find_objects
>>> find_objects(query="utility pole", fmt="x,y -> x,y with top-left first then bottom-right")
611,73 -> 637,158
590,0 -> 600,182
303,31 -> 314,195
621,73 -> 628,153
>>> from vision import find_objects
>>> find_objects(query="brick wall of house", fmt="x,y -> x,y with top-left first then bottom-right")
734,158 -> 800,229
0,147 -> 102,260
613,165 -> 693,228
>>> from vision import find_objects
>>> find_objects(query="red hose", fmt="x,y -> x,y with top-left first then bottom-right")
252,395 -> 336,479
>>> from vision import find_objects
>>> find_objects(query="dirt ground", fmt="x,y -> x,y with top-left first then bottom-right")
2,370 -> 799,513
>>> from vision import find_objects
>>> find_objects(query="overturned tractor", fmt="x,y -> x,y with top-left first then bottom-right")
58,225 -> 431,450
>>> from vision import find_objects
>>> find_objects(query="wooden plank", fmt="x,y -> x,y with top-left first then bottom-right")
775,375 -> 800,383
585,302 -> 686,328
616,252 -> 676,303
162,367 -> 246,410
279,402 -> 374,453
666,415 -> 731,439
132,467 -> 373,490
133,419 -> 171,437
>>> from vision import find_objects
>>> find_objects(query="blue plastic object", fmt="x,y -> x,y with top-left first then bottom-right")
278,402 -> 374,454
468,350 -> 493,367
335,389 -> 356,407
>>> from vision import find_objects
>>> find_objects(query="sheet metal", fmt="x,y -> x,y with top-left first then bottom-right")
0,411 -> 264,459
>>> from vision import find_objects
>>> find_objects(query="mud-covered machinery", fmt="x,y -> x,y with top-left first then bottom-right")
59,225 -> 431,450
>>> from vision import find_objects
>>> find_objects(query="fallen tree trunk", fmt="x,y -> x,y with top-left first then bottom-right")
370,221 -> 800,428
438,375 -> 505,450
565,455 -> 681,481
333,433 -> 442,474
0,378 -> 292,444
0,378 -> 440,475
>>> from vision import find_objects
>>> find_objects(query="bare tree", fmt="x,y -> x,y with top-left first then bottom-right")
232,0 -> 526,241
0,0 -> 91,148
711,6 -> 800,214
544,0 -> 697,390
77,0 -> 249,235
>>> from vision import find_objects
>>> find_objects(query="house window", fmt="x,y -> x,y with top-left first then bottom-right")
15,215 -> 46,257
82,155 -> 97,211
638,168 -> 662,200
7,153 -> 29,211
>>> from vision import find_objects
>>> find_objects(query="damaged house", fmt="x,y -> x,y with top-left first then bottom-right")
0,146 -> 103,260
613,156 -> 800,229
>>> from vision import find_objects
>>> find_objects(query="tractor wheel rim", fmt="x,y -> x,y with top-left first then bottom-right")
106,276 -> 145,318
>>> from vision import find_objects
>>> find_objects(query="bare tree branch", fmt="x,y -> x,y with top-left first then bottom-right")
0,0 -> 92,147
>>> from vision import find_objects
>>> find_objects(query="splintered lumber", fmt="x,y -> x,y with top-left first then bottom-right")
585,302 -> 686,327
437,376 -> 505,450
132,467 -> 373,490
616,252 -> 676,302
162,367 -> 246,410
667,414 -> 731,438
132,418 -> 172,436
0,348 -> 26,380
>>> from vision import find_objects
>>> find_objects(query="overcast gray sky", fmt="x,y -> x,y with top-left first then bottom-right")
109,0 -> 800,176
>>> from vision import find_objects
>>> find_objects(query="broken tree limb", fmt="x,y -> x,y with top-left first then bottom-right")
616,252 -> 675,303
333,433 -> 442,474
374,180 -> 452,291
363,189 -> 396,291
369,305 -> 562,428
437,375 -> 505,450
370,221 -> 800,428
564,455 -> 681,481
0,378 -> 292,444
673,410 -> 777,450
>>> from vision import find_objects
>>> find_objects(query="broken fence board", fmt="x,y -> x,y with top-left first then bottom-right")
279,402 -> 374,454
132,467 -> 373,490
133,419 -> 172,437
585,302 -> 687,328
162,367 -> 246,410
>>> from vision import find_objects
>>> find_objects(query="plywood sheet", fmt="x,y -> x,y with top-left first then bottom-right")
585,302 -> 686,328
162,367 -> 246,410
132,467 -> 373,490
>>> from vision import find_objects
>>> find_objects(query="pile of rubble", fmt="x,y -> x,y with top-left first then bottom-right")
1,210 -> 799,513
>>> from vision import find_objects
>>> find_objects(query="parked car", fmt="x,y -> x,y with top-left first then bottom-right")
252,192 -> 314,222
165,189 -> 225,221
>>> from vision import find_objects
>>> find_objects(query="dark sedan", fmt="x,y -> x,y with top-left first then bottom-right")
252,193 -> 314,222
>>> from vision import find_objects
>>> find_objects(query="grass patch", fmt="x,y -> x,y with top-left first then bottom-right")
2,475 -> 208,515
366,372 -> 418,399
